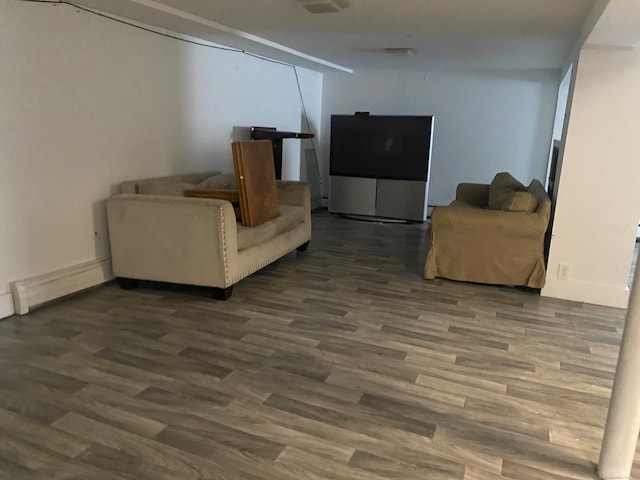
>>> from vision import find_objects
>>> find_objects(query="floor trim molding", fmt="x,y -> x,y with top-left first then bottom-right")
10,259 -> 113,315
0,292 -> 14,319
542,277 -> 630,309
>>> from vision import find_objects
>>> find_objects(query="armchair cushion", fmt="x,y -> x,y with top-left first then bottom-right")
449,200 -> 479,209
502,191 -> 538,213
455,183 -> 490,208
488,172 -> 525,210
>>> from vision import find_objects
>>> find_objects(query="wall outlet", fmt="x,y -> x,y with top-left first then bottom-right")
558,263 -> 571,280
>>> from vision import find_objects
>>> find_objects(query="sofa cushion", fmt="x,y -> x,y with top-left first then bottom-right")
502,191 -> 538,213
137,181 -> 198,196
197,173 -> 237,190
270,205 -> 305,234
235,205 -> 304,251
236,221 -> 277,251
488,172 -> 525,210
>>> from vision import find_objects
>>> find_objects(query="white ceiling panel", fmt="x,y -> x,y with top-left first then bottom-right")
66,0 -> 628,72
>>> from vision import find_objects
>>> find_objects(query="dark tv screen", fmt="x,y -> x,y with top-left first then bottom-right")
330,115 -> 433,181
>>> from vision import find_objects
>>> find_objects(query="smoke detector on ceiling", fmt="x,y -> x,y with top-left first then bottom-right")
298,0 -> 349,14
383,48 -> 416,57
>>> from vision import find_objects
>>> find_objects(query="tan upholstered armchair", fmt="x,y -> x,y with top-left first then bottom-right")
424,174 -> 551,288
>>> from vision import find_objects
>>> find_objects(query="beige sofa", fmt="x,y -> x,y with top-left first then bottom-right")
424,172 -> 551,288
107,171 -> 311,299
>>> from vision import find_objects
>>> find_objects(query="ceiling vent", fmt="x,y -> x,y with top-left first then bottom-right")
383,47 -> 416,57
298,0 -> 349,14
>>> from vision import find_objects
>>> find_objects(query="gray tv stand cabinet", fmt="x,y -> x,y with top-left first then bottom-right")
329,176 -> 429,222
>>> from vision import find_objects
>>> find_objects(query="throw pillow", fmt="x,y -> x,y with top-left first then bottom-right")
502,191 -> 538,213
488,172 -> 525,210
527,179 -> 547,206
197,173 -> 237,190
136,181 -> 197,196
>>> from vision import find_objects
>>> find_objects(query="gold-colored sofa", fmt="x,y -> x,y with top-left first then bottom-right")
424,172 -> 551,288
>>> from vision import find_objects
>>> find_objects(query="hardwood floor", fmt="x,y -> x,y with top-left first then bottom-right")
0,211 -> 636,479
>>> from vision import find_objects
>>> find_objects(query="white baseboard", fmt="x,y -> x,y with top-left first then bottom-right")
0,293 -> 14,319
10,259 -> 113,315
541,278 -> 630,309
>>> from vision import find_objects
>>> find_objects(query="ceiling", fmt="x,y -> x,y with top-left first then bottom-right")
587,0 -> 640,48
67,0 -> 638,73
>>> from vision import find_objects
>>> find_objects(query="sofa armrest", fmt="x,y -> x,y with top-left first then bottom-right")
277,181 -> 310,208
455,183 -> 490,208
107,194 -> 238,287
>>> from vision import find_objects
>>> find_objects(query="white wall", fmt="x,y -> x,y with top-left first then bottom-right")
542,47 -> 640,308
0,0 -> 322,318
320,68 -> 560,206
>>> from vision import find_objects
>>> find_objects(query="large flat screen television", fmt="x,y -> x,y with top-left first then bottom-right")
330,114 -> 433,182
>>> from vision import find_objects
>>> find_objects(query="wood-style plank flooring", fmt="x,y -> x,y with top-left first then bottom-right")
0,211 -> 636,479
